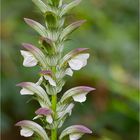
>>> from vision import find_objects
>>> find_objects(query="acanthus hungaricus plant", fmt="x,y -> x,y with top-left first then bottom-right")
16,0 -> 95,140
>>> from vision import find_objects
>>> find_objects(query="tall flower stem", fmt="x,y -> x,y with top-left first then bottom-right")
51,95 -> 57,140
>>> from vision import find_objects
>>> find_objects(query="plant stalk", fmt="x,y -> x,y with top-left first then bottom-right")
51,95 -> 57,140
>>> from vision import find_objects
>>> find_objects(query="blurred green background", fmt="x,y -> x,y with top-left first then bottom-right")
1,0 -> 139,140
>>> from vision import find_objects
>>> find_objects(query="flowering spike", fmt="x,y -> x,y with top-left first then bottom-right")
16,0 -> 94,139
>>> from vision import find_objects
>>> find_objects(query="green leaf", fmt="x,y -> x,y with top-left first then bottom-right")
60,0 -> 81,16
32,0 -> 52,13
24,18 -> 48,37
59,20 -> 86,41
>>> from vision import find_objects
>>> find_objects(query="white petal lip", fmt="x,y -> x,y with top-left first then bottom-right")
61,86 -> 95,103
22,43 -> 47,68
20,50 -> 38,67
46,115 -> 53,124
16,82 -> 51,107
65,68 -> 73,76
15,120 -> 49,140
20,128 -> 34,137
68,53 -> 90,70
20,88 -> 34,95
72,93 -> 87,103
69,133 -> 83,140
44,75 -> 56,86
40,70 -> 56,86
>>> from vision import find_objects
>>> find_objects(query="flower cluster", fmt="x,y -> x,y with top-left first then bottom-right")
16,0 -> 95,140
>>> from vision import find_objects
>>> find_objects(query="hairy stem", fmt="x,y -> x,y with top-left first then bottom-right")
51,95 -> 57,140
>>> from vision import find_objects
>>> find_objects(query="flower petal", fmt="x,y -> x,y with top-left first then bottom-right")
65,68 -> 73,76
16,82 -> 51,107
60,86 -> 95,103
72,93 -> 86,103
35,107 -> 52,116
68,53 -> 90,70
44,75 -> 56,86
16,120 -> 49,140
22,43 -> 47,68
46,115 -> 53,124
20,50 -> 38,67
20,127 -> 34,137
60,48 -> 89,68
40,70 -> 56,86
59,125 -> 92,140
20,88 -> 34,95
69,133 -> 83,140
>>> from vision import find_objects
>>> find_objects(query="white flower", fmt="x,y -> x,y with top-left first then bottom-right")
15,120 -> 49,140
34,107 -> 53,124
20,127 -> 34,137
59,125 -> 92,140
68,53 -> 89,70
40,70 -> 56,86
20,50 -> 38,67
60,86 -> 95,103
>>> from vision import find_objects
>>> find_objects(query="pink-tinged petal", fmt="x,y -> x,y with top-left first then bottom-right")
15,120 -> 49,140
59,125 -> 92,140
68,53 -> 90,70
20,50 -> 38,67
16,82 -> 51,107
60,48 -> 89,68
40,70 -> 52,76
22,43 -> 47,68
60,86 -> 95,103
72,125 -> 92,134
35,107 -> 52,116
40,70 -> 56,86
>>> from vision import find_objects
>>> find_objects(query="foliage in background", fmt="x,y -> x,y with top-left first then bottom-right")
1,0 -> 139,140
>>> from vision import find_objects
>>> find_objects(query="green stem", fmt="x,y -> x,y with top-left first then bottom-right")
51,95 -> 57,140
